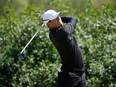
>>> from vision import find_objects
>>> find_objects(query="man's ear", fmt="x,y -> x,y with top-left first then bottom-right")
58,16 -> 63,25
57,17 -> 60,21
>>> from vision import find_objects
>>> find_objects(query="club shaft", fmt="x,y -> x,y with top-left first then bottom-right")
20,24 -> 44,54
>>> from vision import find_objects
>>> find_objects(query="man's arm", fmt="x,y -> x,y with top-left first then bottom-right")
61,16 -> 77,29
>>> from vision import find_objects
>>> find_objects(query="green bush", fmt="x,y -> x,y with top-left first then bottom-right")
0,4 -> 116,87
76,4 -> 116,87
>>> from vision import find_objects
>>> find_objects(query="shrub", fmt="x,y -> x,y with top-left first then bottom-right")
0,4 -> 115,87
76,4 -> 116,87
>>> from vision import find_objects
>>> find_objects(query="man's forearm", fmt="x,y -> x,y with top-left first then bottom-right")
61,16 -> 77,28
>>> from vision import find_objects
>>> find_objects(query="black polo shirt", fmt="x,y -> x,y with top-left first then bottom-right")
49,17 -> 84,71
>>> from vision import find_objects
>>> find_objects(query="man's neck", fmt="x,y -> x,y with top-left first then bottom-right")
49,24 -> 63,30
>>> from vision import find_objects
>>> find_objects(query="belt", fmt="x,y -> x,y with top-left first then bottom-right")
60,68 -> 85,76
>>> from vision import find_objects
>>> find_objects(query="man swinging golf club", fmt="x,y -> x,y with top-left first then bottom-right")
42,10 -> 86,87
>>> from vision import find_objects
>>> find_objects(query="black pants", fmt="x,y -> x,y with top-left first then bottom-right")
57,71 -> 86,87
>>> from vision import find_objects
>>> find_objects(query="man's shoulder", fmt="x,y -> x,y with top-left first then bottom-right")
61,23 -> 73,29
61,23 -> 74,33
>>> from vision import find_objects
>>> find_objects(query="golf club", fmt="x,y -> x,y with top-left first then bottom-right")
18,24 -> 44,59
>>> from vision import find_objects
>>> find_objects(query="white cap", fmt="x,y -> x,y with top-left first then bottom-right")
42,10 -> 60,25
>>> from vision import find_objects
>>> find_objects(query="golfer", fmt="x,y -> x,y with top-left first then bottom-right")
42,10 -> 86,87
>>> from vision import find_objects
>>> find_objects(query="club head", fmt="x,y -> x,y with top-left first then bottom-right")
17,53 -> 26,60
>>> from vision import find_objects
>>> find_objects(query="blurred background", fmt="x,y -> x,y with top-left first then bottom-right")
0,0 -> 116,87
0,0 -> 116,16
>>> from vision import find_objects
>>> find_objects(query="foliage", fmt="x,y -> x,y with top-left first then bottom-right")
76,4 -> 116,87
0,0 -> 89,17
0,3 -> 116,87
